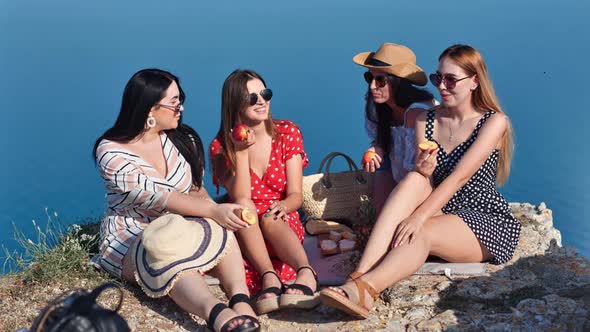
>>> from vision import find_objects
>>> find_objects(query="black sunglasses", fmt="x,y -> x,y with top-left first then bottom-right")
363,72 -> 389,88
157,103 -> 183,113
429,73 -> 474,90
246,88 -> 273,106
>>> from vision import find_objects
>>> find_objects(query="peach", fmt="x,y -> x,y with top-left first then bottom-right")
241,208 -> 257,225
232,124 -> 250,142
418,140 -> 439,154
362,151 -> 377,165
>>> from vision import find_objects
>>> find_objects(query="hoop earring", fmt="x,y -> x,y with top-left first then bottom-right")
147,116 -> 156,128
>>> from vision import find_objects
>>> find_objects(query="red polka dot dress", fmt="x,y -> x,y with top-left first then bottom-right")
210,120 -> 309,294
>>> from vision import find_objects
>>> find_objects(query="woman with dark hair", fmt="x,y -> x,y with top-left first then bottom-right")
93,69 -> 260,332
210,69 -> 319,314
320,45 -> 520,319
355,43 -> 438,213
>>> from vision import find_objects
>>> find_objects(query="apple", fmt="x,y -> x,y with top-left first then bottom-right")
241,208 -> 257,225
362,151 -> 377,165
418,141 -> 439,154
232,124 -> 250,142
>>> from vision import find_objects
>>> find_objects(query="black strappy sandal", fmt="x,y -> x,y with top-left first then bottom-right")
207,302 -> 261,332
253,270 -> 284,314
279,265 -> 321,309
228,294 -> 260,329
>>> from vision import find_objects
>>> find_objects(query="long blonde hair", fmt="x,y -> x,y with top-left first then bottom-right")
439,45 -> 513,185
214,69 -> 277,174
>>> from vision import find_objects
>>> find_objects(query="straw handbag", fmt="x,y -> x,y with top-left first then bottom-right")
302,152 -> 373,222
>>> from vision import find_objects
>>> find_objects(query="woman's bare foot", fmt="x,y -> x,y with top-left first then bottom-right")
285,267 -> 316,295
328,281 -> 375,310
258,270 -> 282,300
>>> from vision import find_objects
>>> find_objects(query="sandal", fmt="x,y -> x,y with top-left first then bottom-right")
207,302 -> 261,332
279,266 -> 321,309
347,271 -> 364,282
253,270 -> 284,315
228,294 -> 260,329
319,277 -> 379,319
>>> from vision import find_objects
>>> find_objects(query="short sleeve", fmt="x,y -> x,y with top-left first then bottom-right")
277,120 -> 309,169
96,146 -> 171,212
209,137 -> 230,194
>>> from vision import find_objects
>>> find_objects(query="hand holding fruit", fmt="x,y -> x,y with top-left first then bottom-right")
415,141 -> 438,178
230,123 -> 254,149
362,146 -> 383,172
212,203 -> 250,231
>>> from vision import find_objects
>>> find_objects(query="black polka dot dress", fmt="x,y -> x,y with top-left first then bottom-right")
426,110 -> 521,264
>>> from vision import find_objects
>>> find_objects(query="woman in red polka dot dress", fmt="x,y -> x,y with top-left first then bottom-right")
210,69 -> 320,314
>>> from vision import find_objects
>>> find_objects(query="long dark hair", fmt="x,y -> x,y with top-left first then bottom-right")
93,68 -> 205,189
213,69 -> 277,173
366,76 -> 434,153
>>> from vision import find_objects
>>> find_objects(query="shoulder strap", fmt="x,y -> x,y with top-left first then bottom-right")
425,110 -> 436,140
471,111 -> 495,139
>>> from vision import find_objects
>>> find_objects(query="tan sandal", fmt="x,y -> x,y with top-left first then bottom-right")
319,277 -> 378,319
279,266 -> 321,309
347,271 -> 364,282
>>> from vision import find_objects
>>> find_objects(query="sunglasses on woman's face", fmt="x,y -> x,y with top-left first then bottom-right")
364,72 -> 389,88
429,73 -> 474,90
157,103 -> 183,113
246,88 -> 273,106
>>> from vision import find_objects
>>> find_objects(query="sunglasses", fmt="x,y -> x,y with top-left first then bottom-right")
363,72 -> 389,88
429,73 -> 474,90
246,88 -> 273,106
157,103 -> 183,113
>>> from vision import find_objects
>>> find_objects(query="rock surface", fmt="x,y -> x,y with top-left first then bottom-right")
1,202 -> 589,331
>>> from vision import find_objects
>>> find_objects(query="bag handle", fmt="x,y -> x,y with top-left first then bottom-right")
316,151 -> 346,173
318,152 -> 368,188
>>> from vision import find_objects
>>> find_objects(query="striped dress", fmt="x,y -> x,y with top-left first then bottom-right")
95,132 -> 195,278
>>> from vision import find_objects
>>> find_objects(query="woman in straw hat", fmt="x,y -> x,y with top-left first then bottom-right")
210,69 -> 319,314
93,69 -> 260,332
354,42 -> 438,214
320,45 -> 520,319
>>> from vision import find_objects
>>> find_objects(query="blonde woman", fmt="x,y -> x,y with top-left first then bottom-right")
321,45 -> 521,319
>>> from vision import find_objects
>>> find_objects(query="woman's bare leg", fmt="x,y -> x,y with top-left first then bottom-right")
356,172 -> 432,274
121,246 -> 247,332
258,213 -> 315,295
372,170 -> 395,215
232,198 -> 281,299
333,214 -> 491,310
209,238 -> 256,317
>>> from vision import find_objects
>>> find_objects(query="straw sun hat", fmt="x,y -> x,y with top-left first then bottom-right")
130,214 -> 233,298
353,42 -> 427,86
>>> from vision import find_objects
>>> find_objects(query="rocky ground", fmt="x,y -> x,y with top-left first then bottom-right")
1,202 -> 588,331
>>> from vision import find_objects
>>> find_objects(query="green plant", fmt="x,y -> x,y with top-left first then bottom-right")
2,208 -> 102,284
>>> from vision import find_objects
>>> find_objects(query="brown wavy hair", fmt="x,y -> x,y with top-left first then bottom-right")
439,45 -> 513,185
213,69 -> 277,175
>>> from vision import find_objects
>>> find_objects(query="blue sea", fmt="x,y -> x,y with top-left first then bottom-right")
1,0 -> 588,263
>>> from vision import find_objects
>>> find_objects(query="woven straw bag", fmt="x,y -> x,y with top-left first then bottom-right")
302,152 -> 373,222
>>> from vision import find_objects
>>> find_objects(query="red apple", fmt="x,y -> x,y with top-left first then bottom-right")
418,141 -> 439,154
362,151 -> 377,165
232,124 -> 249,142
241,209 -> 257,225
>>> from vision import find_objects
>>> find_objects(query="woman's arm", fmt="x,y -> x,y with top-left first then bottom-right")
393,113 -> 508,247
415,113 -> 507,218
266,154 -> 303,220
223,147 -> 253,201
166,191 -> 249,231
